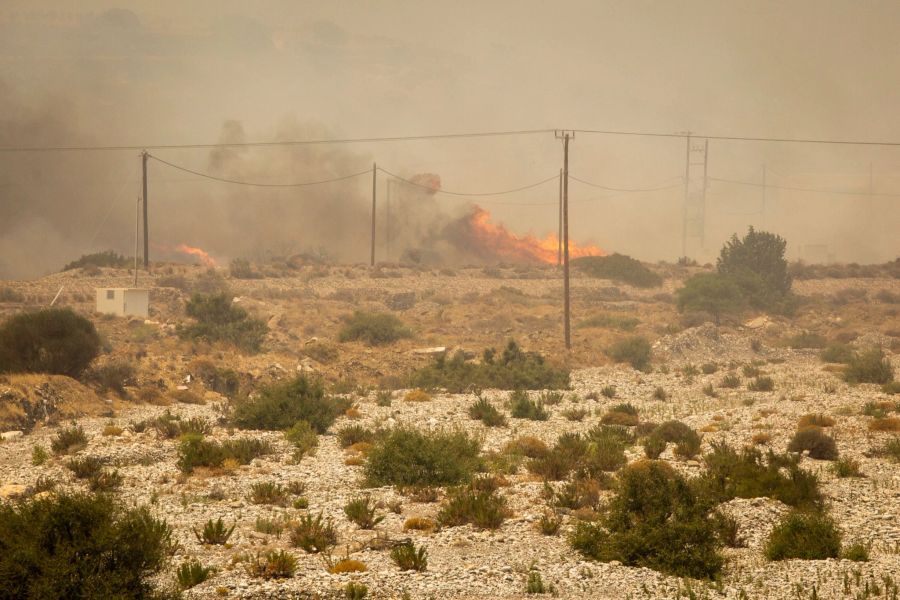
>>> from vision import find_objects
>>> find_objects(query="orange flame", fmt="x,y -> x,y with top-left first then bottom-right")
464,207 -> 605,264
174,243 -> 217,267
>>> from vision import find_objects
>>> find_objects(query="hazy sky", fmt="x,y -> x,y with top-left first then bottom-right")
1,1 -> 898,277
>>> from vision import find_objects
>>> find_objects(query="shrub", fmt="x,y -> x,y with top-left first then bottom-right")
66,455 -> 104,479
676,273 -> 745,325
403,388 -> 431,402
877,437 -> 900,462
764,510 -> 841,561
63,250 -> 130,271
289,512 -> 337,554
525,570 -> 549,594
577,313 -> 640,331
176,434 -> 271,473
468,396 -> 507,426
509,390 -> 549,420
538,512 -> 562,535
797,414 -> 835,428
403,517 -> 438,533
786,332 -> 828,349
390,542 -> 428,571
701,362 -> 718,374
87,360 -> 136,396
869,417 -> 900,432
410,340 -> 569,392
285,420 -> 319,460
88,469 -> 123,493
601,403 -> 639,426
643,435 -> 667,459
820,343 -> 854,364
338,424 -> 377,448
607,336 -> 652,371
338,311 -> 412,346
697,443 -> 822,510
563,407 -> 589,421
883,381 -> 900,395
844,347 -> 894,385
229,257 -> 261,279
437,481 -> 508,530
344,581 -> 368,599
573,253 -> 663,288
51,425 -> 89,455
652,386 -> 667,401
747,376 -> 775,392
31,445 -> 48,466
249,482 -> 288,506
645,421 -> 702,460
832,457 -> 863,478
246,550 -> 296,579
176,559 -> 214,590
569,461 -> 723,579
344,496 -> 384,529
179,293 -> 268,353
841,542 -> 870,562
600,385 -> 617,398
787,427 -> 838,460
255,516 -> 285,537
0,309 -> 101,377
233,375 -> 347,433
716,227 -> 792,308
330,559 -> 367,574
0,492 -> 175,598
365,428 -> 481,487
720,373 -> 741,388
193,518 -> 235,545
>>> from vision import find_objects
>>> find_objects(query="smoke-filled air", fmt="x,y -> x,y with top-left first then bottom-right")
1,3 -> 900,600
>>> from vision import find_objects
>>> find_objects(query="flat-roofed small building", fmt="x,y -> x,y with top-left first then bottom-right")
95,288 -> 149,318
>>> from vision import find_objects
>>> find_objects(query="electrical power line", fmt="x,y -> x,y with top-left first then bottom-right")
0,128 -> 555,153
569,174 -> 684,192
148,154 -> 371,187
3,126 -> 900,153
378,167 -> 560,197
709,176 -> 900,198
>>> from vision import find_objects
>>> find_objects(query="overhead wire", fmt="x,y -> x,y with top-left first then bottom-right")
708,176 -> 900,198
148,154 -> 371,187
377,167 -> 560,197
569,174 -> 684,192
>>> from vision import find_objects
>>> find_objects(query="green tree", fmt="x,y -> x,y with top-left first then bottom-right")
0,309 -> 100,377
179,293 -> 268,353
717,227 -> 791,304
676,273 -> 745,325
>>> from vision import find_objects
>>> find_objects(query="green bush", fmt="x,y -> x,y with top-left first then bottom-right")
233,375 -> 347,433
390,542 -> 428,571
573,254 -> 663,288
87,360 -> 136,396
820,343 -> 854,364
176,434 -> 272,473
0,308 -> 100,377
764,510 -> 841,561
176,559 -> 214,590
229,258 -> 262,279
786,332 -> 828,349
179,292 -> 268,353
410,340 -> 569,392
529,428 -> 626,480
289,512 -> 337,554
0,287 -> 25,303
787,427 -> 838,460
284,420 -> 319,460
720,373 -> 741,388
841,542 -> 870,562
51,425 -> 88,455
337,424 -> 377,448
364,428 -> 481,487
246,550 -> 296,579
747,376 -> 775,392
437,480 -> 508,530
644,421 -> 702,459
248,482 -> 288,506
344,495 -> 384,529
193,518 -> 235,545
508,390 -> 548,420
63,250 -> 130,271
338,311 -> 412,346
66,455 -> 104,479
0,492 -> 175,598
696,443 -> 822,510
607,336 -> 652,371
716,227 -> 792,310
570,460 -> 723,579
468,396 -> 507,426
675,273 -> 745,325
577,313 -> 640,331
844,347 -> 894,385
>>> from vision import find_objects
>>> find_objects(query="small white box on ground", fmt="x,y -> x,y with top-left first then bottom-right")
95,288 -> 149,318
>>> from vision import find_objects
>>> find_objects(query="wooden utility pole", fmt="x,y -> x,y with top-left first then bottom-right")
134,196 -> 140,287
680,134 -> 690,259
370,162 -> 377,266
557,168 -> 563,267
141,150 -> 149,269
556,131 -> 573,350
386,179 -> 393,262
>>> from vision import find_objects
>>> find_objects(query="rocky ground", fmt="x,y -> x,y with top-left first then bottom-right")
1,264 -> 900,599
